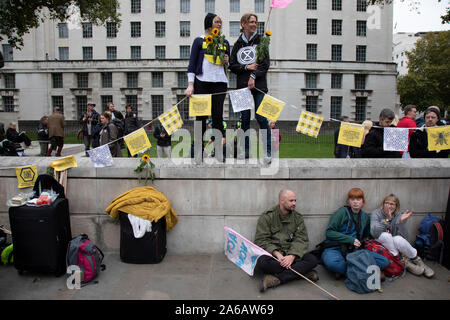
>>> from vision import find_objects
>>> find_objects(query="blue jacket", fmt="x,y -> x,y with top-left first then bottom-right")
187,37 -> 230,77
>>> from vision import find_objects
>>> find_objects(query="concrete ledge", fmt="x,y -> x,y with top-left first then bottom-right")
1,157 -> 449,254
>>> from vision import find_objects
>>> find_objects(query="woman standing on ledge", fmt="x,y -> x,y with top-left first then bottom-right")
185,13 -> 230,162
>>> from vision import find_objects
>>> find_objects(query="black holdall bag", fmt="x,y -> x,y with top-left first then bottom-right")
119,212 -> 167,264
8,174 -> 71,276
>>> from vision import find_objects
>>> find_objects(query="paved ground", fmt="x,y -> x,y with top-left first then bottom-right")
20,142 -> 85,158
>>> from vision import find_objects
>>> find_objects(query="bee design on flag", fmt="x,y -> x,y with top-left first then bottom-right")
430,131 -> 450,146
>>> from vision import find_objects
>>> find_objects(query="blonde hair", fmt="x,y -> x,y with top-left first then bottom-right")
240,13 -> 258,32
381,194 -> 400,213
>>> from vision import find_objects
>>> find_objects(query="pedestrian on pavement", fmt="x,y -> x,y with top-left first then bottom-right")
47,107 -> 65,156
254,189 -> 319,292
99,111 -> 121,157
370,194 -> 434,278
80,102 -> 100,156
37,116 -> 49,156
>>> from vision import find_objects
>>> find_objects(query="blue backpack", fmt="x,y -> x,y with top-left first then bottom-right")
413,214 -> 444,263
345,250 -> 378,294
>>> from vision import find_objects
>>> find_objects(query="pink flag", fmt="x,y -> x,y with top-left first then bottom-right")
270,0 -> 293,8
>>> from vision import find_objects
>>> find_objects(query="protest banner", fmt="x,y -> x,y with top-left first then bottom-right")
159,106 -> 184,136
296,110 -> 324,138
189,94 -> 212,117
337,122 -> 365,148
124,128 -> 152,157
426,126 -> 450,151
16,165 -> 37,188
256,94 -> 285,122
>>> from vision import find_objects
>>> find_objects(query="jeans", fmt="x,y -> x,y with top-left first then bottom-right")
240,90 -> 271,158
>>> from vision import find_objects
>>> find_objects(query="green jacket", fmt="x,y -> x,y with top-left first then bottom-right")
325,206 -> 371,244
254,205 -> 309,260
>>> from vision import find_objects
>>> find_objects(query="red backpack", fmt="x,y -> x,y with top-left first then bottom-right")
364,240 -> 404,277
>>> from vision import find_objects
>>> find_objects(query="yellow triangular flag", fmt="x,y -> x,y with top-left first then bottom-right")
189,94 -> 212,117
296,111 -> 323,138
124,128 -> 152,156
337,122 -> 365,148
427,126 -> 450,151
16,165 -> 38,188
256,94 -> 285,122
159,106 -> 184,136
50,155 -> 77,172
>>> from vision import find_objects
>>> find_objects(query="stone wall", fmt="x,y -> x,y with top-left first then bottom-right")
0,157 -> 448,254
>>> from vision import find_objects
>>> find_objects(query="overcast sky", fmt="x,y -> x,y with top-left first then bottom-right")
393,0 -> 450,33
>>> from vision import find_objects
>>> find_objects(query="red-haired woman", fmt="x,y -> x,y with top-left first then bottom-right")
321,188 -> 389,278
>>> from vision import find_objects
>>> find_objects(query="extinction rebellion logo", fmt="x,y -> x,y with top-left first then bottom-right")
237,45 -> 257,65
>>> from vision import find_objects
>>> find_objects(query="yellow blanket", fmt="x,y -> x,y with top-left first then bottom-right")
105,186 -> 178,231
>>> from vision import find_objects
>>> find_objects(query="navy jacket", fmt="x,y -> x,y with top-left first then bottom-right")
187,36 -> 230,78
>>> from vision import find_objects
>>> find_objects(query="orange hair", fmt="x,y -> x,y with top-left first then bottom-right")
347,188 -> 365,203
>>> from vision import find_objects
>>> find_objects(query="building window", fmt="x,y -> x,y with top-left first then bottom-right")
52,96 -> 64,114
357,0 -> 367,12
155,21 -> 166,37
177,95 -> 190,120
101,95 -> 113,112
77,73 -> 89,88
355,97 -> 367,121
151,95 -> 164,119
131,22 -> 141,37
330,96 -> 342,119
155,46 -> 166,59
82,47 -> 93,60
307,0 -> 317,10
356,20 -> 367,37
306,19 -> 317,35
356,45 -> 366,62
156,0 -> 165,13
306,44 -> 317,61
82,23 -> 92,38
180,45 -> 190,59
131,46 -> 141,59
205,0 -> 215,13
178,72 -> 188,88
58,23 -> 68,38
58,47 -> 69,60
332,20 -> 342,36
4,73 -> 15,89
257,22 -> 265,36
306,96 -> 318,113
127,72 -> 139,88
180,21 -> 190,37
230,0 -> 240,13
106,22 -> 117,38
331,73 -> 342,89
255,0 -> 264,13
2,96 -> 15,112
126,95 -> 138,113
331,44 -> 342,61
305,73 -> 317,89
180,0 -> 190,13
354,74 -> 366,90
52,73 -> 63,88
131,0 -> 141,13
152,72 -> 164,88
76,95 -> 88,118
332,0 -> 342,11
106,46 -> 117,60
230,22 -> 240,37
101,72 -> 112,88
2,44 -> 13,61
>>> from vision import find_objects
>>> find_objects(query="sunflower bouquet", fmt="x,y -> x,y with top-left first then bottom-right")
205,27 -> 226,65
256,30 -> 272,63
134,152 -> 155,184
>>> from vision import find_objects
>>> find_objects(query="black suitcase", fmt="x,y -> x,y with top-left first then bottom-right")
9,175 -> 72,276
119,212 -> 166,264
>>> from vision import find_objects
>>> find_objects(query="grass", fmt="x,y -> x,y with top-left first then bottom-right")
26,133 -> 335,158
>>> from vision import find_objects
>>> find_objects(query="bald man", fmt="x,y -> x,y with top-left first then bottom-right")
254,189 -> 319,292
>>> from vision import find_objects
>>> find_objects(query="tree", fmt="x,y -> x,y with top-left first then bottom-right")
397,31 -> 450,112
0,0 -> 121,49
367,0 -> 449,25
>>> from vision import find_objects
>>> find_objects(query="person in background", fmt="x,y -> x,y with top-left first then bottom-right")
269,121 -> 281,157
334,116 -> 361,158
153,122 -> 171,158
397,105 -> 417,158
80,102 -> 100,157
6,122 -> 31,147
99,111 -> 121,157
37,116 -> 49,156
124,104 -> 139,157
47,107 -> 65,157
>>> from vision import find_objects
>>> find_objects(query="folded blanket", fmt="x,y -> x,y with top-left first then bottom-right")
105,186 -> 178,231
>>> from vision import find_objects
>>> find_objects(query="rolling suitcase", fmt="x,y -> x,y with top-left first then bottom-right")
8,175 -> 71,276
119,212 -> 166,264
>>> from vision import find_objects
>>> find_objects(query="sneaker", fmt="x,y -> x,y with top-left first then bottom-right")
259,274 -> 281,292
414,256 -> 435,278
405,257 -> 425,276
304,270 -> 319,282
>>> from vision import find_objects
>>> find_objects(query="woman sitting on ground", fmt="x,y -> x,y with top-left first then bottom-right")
370,194 -> 434,278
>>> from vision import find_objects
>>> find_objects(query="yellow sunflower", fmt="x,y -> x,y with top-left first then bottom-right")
141,154 -> 150,162
212,28 -> 220,36
205,35 -> 213,44
265,30 -> 272,36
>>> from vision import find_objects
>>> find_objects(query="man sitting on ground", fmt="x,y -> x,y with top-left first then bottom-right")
254,189 -> 318,292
